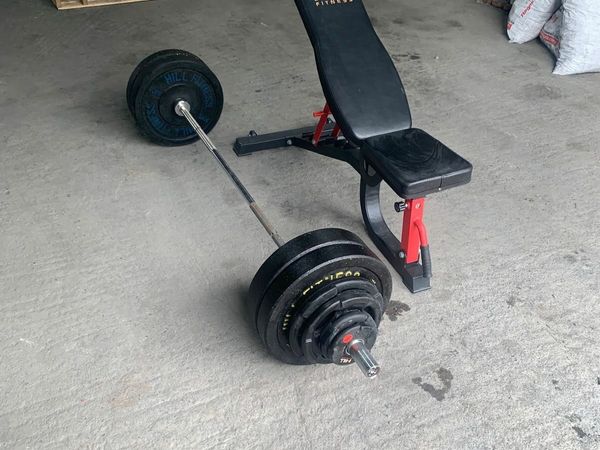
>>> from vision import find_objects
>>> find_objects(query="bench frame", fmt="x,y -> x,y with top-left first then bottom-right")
234,104 -> 432,294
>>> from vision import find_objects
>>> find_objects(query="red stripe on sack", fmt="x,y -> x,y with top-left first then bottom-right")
520,0 -> 535,17
540,30 -> 559,46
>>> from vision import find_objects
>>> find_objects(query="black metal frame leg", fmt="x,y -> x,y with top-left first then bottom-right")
233,127 -> 432,294
360,176 -> 431,293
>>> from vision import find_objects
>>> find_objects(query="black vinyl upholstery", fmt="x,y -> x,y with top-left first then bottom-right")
295,0 -> 472,197
362,129 -> 473,198
294,0 -> 412,142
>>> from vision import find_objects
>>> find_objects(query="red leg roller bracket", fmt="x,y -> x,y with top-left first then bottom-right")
312,103 -> 341,145
401,198 -> 432,278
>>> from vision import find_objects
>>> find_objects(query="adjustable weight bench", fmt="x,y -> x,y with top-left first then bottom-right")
234,0 -> 473,294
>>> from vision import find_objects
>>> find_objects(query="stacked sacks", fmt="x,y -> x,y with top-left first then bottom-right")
507,0 -> 561,44
507,0 -> 600,75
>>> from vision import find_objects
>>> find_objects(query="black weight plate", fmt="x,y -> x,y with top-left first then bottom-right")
260,245 -> 390,365
287,279 -> 384,361
127,49 -> 199,116
132,52 -> 223,146
248,228 -> 372,320
248,228 -> 392,365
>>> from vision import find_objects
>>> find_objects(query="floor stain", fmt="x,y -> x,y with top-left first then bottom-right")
521,83 -> 562,101
561,250 -> 592,272
445,19 -> 463,28
565,414 -> 589,439
572,426 -> 587,439
413,367 -> 453,401
392,52 -> 421,62
385,301 -> 411,321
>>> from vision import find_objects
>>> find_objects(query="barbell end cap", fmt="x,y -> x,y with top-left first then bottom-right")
348,340 -> 381,379
174,100 -> 191,117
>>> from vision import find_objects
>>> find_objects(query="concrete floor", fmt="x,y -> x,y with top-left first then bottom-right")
1,0 -> 599,448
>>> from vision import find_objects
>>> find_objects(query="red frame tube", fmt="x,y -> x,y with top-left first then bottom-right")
312,103 -> 341,145
400,198 -> 428,264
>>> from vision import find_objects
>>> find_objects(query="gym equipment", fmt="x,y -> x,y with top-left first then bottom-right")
128,50 -> 392,378
128,49 -> 223,146
128,0 -> 474,378
234,0 -> 473,294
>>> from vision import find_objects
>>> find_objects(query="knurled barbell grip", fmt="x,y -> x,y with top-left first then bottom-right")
249,202 -> 285,248
175,100 -> 285,248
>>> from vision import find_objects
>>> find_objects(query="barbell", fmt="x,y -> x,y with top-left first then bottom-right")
127,49 -> 393,378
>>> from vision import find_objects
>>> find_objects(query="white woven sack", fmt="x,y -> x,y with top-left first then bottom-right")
554,0 -> 600,75
540,8 -> 562,58
507,0 -> 561,44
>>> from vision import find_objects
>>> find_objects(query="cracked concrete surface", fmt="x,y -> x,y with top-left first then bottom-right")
0,0 -> 599,448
